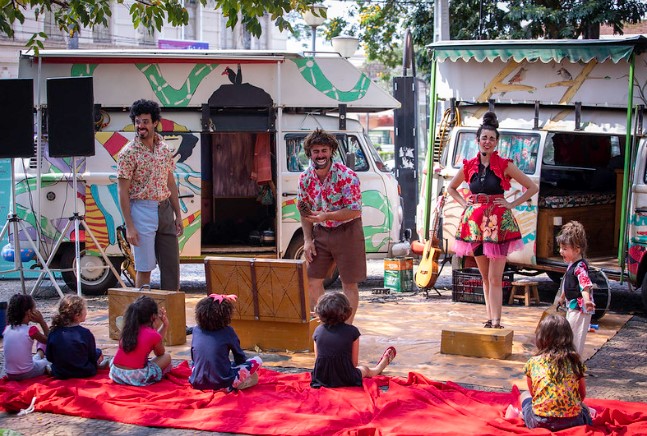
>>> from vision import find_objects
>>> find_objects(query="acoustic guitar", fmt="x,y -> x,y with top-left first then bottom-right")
415,193 -> 446,289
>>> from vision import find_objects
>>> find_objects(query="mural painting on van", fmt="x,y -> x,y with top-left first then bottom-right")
627,211 -> 647,281
282,191 -> 393,252
292,58 -> 370,101
15,125 -> 202,257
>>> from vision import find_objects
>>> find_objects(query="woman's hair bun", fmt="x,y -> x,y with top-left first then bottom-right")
482,111 -> 499,129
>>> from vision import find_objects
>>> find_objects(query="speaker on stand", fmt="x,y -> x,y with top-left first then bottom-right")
0,78 -> 64,297
31,77 -> 125,296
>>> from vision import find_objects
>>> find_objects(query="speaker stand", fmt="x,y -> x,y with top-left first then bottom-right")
0,158 -> 64,298
31,156 -> 126,296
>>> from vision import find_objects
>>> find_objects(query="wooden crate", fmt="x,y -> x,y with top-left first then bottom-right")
205,256 -> 315,351
108,288 -> 186,346
441,327 -> 513,359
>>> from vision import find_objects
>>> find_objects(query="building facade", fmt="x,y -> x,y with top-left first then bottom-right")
0,0 -> 289,77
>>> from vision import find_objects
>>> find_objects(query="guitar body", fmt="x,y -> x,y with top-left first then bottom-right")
415,240 -> 441,288
415,193 -> 446,289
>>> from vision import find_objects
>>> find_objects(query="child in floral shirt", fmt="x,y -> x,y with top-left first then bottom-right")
556,221 -> 595,355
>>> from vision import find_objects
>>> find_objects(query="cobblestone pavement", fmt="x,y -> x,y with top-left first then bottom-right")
0,261 -> 645,435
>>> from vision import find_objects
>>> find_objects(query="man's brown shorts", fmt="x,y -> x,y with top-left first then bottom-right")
308,218 -> 367,284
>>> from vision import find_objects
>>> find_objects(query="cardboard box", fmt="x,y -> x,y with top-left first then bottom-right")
108,288 -> 186,346
384,257 -> 413,292
441,327 -> 513,359
204,256 -> 315,351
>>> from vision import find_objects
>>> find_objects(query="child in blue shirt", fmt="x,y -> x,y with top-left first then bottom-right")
189,294 -> 262,391
46,295 -> 106,379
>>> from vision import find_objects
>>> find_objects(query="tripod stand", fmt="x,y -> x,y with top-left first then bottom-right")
31,156 -> 126,296
0,158 -> 64,298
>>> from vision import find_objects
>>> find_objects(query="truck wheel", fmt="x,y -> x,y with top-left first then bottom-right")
285,234 -> 339,288
60,246 -> 122,295
589,268 -> 611,322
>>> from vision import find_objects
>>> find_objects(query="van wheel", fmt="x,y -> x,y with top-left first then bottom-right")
546,271 -> 563,284
60,246 -> 122,295
285,234 -> 339,288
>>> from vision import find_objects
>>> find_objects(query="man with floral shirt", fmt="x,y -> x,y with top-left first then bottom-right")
297,128 -> 366,324
117,99 -> 183,290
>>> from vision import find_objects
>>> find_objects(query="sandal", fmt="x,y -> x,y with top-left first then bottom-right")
483,320 -> 493,328
492,320 -> 504,329
379,346 -> 397,366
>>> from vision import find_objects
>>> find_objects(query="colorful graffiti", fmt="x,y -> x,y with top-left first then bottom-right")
291,58 -> 370,102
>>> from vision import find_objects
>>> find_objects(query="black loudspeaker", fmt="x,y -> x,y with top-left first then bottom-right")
47,77 -> 95,157
0,79 -> 35,158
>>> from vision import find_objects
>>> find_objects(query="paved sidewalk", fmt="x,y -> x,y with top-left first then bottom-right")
0,262 -> 645,435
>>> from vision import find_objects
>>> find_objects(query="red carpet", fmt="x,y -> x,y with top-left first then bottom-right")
1,362 -> 645,435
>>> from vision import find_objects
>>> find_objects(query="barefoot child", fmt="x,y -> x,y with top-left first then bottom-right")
556,221 -> 595,355
46,295 -> 106,379
311,292 -> 396,388
189,294 -> 262,391
2,294 -> 50,381
518,314 -> 593,431
109,295 -> 172,386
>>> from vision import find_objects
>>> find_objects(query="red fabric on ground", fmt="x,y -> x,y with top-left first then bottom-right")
1,362 -> 645,435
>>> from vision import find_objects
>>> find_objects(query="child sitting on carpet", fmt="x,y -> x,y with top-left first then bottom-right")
189,294 -> 262,391
311,292 -> 396,388
109,295 -> 172,386
2,294 -> 50,381
514,313 -> 593,431
46,295 -> 107,379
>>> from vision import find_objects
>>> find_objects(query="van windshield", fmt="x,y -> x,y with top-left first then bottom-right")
453,131 -> 540,175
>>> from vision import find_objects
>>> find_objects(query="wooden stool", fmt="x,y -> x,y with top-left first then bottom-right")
508,280 -> 541,306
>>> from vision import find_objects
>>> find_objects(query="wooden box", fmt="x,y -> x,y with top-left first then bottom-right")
108,288 -> 187,346
205,256 -> 316,351
440,327 -> 513,359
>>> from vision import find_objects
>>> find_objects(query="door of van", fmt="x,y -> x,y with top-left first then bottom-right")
281,132 -> 393,258
435,127 -> 542,265
626,137 -> 647,284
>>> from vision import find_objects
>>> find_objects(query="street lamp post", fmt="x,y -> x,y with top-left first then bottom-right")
331,35 -> 359,59
302,4 -> 327,52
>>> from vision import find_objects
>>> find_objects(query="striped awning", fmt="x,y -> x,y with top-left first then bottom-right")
428,36 -> 647,63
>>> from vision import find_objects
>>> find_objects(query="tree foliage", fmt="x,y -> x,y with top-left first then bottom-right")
350,0 -> 647,80
0,0 -> 320,53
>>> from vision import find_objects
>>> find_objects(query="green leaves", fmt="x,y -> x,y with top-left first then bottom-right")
1,0 -> 317,52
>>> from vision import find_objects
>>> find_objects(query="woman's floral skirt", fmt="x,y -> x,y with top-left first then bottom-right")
454,203 -> 524,259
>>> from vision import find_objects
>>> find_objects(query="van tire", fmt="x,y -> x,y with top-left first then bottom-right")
285,234 -> 339,288
60,246 -> 122,295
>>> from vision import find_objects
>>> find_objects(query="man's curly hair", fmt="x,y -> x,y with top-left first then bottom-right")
303,128 -> 339,158
195,297 -> 234,331
129,99 -> 161,124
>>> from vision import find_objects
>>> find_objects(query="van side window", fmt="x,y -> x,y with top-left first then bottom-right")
453,131 -> 539,174
338,135 -> 369,172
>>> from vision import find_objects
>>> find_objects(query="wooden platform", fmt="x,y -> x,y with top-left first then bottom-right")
204,256 -> 316,351
108,288 -> 187,346
441,327 -> 513,359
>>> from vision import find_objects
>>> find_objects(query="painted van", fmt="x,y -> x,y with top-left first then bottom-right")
417,37 -> 647,311
14,49 -> 402,294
